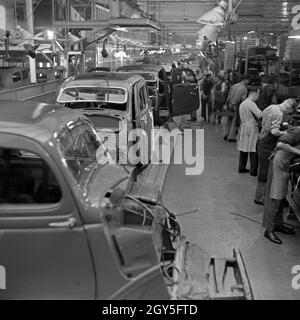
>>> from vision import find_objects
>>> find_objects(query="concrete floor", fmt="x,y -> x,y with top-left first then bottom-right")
162,121 -> 300,300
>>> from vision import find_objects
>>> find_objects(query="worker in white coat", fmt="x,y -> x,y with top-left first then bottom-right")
237,88 -> 263,175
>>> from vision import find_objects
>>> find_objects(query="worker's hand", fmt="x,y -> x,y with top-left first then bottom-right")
223,104 -> 228,111
276,142 -> 286,149
276,142 -> 291,151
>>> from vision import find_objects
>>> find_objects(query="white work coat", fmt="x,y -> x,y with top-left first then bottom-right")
237,98 -> 263,152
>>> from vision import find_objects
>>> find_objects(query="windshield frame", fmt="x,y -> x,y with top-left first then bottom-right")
57,85 -> 128,104
56,119 -> 108,192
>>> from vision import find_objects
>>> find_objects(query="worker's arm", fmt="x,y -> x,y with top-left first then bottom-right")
276,142 -> 300,156
270,112 -> 284,137
250,102 -> 263,119
221,82 -> 227,93
241,87 -> 248,101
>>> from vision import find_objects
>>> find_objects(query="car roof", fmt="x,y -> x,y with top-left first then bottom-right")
0,101 -> 86,143
117,64 -> 162,72
61,72 -> 144,91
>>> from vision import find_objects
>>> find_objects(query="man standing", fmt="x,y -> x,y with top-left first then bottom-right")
224,75 -> 249,142
237,89 -> 263,175
263,126 -> 300,244
200,73 -> 214,122
254,98 -> 297,205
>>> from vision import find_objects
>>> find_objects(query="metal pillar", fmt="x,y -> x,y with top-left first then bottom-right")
239,36 -> 243,78
26,0 -> 37,83
244,37 -> 249,75
233,35 -> 237,71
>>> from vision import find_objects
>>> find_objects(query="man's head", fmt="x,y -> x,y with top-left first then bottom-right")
240,74 -> 250,85
248,88 -> 260,102
280,98 -> 297,115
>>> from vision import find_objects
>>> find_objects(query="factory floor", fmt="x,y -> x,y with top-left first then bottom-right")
162,121 -> 300,300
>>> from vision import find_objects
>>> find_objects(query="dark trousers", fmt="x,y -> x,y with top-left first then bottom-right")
201,98 -> 212,121
239,151 -> 258,175
262,159 -> 284,231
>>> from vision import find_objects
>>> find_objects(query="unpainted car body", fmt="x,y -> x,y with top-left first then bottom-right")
117,64 -> 171,125
56,72 -> 154,164
117,64 -> 200,123
0,101 -> 178,299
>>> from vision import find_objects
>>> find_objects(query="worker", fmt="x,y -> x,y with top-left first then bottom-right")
263,126 -> 300,244
210,75 -> 228,124
223,75 -> 249,142
254,98 -> 297,205
143,50 -> 156,64
200,73 -> 214,122
237,88 -> 263,175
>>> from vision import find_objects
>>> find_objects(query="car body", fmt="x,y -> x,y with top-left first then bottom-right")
0,67 -> 64,91
87,67 -> 111,72
0,101 -> 180,299
117,64 -> 171,125
36,68 -> 64,83
0,67 -> 30,90
56,72 -> 154,164
117,64 -> 200,123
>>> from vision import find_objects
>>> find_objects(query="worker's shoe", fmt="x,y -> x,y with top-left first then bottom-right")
254,200 -> 264,206
264,230 -> 282,244
274,225 -> 296,235
239,169 -> 250,173
228,139 -> 237,142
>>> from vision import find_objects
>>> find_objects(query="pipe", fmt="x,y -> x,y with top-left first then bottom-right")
26,0 -> 37,84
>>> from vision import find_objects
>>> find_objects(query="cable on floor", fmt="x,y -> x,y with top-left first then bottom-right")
229,212 -> 261,225
176,208 -> 201,217
229,212 -> 300,229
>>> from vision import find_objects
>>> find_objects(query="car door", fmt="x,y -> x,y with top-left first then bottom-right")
0,135 -> 95,299
170,68 -> 200,116
133,81 -> 153,162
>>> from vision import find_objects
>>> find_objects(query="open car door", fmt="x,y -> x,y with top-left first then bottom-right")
171,68 -> 199,116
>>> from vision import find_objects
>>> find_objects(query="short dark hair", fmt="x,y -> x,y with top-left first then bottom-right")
241,74 -> 250,81
248,88 -> 259,95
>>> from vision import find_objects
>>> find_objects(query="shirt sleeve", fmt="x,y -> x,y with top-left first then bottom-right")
221,82 -> 226,93
250,101 -> 263,118
270,112 -> 283,132
241,87 -> 248,101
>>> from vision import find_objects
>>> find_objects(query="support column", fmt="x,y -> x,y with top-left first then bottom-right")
245,37 -> 249,75
26,0 -> 37,83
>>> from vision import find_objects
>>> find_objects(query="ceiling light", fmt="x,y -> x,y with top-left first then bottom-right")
46,30 -> 54,40
197,0 -> 228,26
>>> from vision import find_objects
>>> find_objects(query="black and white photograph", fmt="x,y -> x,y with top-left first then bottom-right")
0,0 -> 300,305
